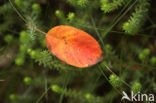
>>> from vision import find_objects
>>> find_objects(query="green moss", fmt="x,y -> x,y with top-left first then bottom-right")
32,3 -> 41,13
132,82 -> 142,93
150,56 -> 156,65
24,77 -> 32,85
4,34 -> 13,43
15,57 -> 25,66
109,74 -> 122,88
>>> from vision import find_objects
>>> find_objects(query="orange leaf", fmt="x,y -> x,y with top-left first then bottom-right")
46,25 -> 103,68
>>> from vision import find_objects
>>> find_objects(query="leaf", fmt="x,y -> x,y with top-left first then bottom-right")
46,25 -> 103,68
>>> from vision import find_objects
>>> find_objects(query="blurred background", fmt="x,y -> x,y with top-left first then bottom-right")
0,0 -> 156,103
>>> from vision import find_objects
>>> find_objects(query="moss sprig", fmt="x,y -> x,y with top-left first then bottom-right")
51,84 -> 103,103
122,0 -> 150,35
100,0 -> 125,13
109,74 -> 122,88
131,82 -> 142,93
67,0 -> 88,7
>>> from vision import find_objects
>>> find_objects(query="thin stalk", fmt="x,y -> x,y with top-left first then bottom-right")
26,24 -> 47,35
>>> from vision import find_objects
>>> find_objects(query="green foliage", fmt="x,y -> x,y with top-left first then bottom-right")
109,74 -> 122,88
55,10 -> 66,22
4,34 -> 13,43
40,39 -> 46,47
67,0 -> 88,7
28,49 -> 40,59
51,84 -> 103,103
32,3 -> 41,14
67,12 -> 75,22
138,53 -> 146,60
9,94 -> 17,101
100,0 -> 125,13
105,44 -> 112,50
29,50 -> 49,62
138,48 -> 150,61
0,0 -> 155,103
77,0 -> 88,7
0,2 -> 18,34
51,84 -> 64,93
14,0 -> 23,9
15,56 -> 25,66
24,76 -> 32,85
131,82 -> 142,93
122,0 -> 150,34
20,45 -> 27,53
143,48 -> 150,56
20,31 -> 30,44
100,0 -> 150,35
67,0 -> 77,6
150,56 -> 156,65
27,49 -> 69,70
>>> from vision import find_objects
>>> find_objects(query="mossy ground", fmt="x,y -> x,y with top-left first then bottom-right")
0,0 -> 156,103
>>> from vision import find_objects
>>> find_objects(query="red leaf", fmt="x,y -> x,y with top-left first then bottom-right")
46,25 -> 103,68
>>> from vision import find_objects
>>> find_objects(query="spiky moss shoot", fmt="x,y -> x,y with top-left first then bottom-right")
15,57 -> 25,66
100,0 -> 125,13
67,12 -> 75,22
67,0 -> 88,7
55,10 -> 62,17
55,10 -> 65,22
20,45 -> 27,53
40,39 -> 46,47
138,48 -> 150,61
4,34 -> 13,43
27,48 -> 40,59
32,3 -> 41,14
143,48 -> 150,56
14,0 -> 23,9
67,0 -> 77,6
28,50 -> 40,59
109,74 -> 122,88
150,56 -> 156,65
24,76 -> 32,85
122,0 -> 150,34
77,0 -> 88,7
138,53 -> 146,61
9,94 -> 17,101
51,84 -> 64,93
132,82 -> 142,94
105,44 -> 112,50
85,93 -> 94,101
122,22 -> 134,34
27,48 -> 32,54
105,44 -> 112,53
20,31 -> 29,44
